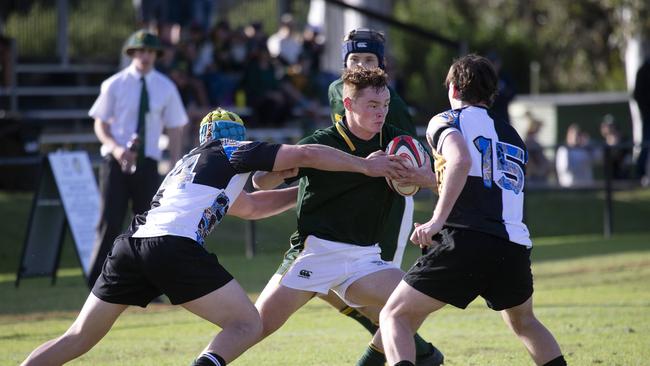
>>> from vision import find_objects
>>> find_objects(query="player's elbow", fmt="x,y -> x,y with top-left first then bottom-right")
252,171 -> 270,190
231,206 -> 256,220
293,145 -> 320,168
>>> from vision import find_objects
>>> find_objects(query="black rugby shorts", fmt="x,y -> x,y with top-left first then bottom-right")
403,227 -> 533,310
92,234 -> 233,307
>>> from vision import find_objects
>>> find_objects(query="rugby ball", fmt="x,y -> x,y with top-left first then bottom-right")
385,135 -> 428,196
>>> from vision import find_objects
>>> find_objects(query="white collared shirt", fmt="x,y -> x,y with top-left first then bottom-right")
89,64 -> 188,160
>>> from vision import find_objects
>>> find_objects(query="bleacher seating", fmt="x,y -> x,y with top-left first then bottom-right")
0,62 -> 422,157
0,63 -> 116,152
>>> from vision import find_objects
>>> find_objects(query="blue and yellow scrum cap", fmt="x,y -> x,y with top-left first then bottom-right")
199,108 -> 246,145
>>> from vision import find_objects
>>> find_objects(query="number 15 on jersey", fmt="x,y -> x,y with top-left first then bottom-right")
473,136 -> 527,194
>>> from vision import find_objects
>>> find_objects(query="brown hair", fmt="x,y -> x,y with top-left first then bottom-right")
342,67 -> 388,99
445,54 -> 498,106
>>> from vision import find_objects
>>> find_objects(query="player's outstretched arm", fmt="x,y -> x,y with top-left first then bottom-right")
273,144 -> 403,179
227,186 -> 299,220
411,132 -> 471,247
252,168 -> 298,190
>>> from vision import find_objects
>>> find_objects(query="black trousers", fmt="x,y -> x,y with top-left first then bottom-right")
87,155 -> 160,288
637,111 -> 650,177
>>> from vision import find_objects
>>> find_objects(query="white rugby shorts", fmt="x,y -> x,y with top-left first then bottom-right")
277,235 -> 398,306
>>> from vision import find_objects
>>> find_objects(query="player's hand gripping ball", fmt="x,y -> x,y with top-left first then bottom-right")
385,135 -> 428,196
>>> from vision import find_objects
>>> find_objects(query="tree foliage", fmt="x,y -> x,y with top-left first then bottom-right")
390,0 -> 649,118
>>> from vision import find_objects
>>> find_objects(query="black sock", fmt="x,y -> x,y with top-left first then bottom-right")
395,361 -> 415,366
543,355 -> 567,366
191,352 -> 227,366
414,335 -> 444,365
341,306 -> 379,334
356,343 -> 386,366
413,333 -> 432,356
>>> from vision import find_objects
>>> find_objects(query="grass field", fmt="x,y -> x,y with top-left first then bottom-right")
1,189 -> 650,365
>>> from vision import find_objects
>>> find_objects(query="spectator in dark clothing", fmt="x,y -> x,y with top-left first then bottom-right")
633,57 -> 650,181
240,48 -> 292,126
0,34 -> 13,87
301,25 -> 325,75
600,114 -> 631,180
524,114 -> 551,183
244,22 -> 268,57
487,51 -> 516,124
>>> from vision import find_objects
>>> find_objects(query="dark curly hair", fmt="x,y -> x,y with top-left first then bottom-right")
342,67 -> 388,99
445,54 -> 498,106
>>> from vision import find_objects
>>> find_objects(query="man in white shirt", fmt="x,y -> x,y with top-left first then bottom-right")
266,13 -> 302,65
87,29 -> 188,288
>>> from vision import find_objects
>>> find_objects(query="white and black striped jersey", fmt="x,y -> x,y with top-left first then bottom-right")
427,106 -> 532,247
132,139 -> 281,245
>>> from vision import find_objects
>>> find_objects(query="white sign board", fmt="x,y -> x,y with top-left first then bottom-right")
48,151 -> 99,275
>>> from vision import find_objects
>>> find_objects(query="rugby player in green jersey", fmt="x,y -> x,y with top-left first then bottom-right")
250,67 -> 443,366
325,28 -> 442,365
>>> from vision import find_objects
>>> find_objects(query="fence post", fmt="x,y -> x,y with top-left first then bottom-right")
9,38 -> 17,113
603,144 -> 613,238
245,220 -> 256,259
56,0 -> 69,66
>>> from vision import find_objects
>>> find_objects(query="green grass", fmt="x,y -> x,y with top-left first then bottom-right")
1,189 -> 650,365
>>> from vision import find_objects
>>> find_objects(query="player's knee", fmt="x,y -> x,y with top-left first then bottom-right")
228,316 -> 263,341
256,305 -> 287,338
259,315 -> 282,339
379,302 -> 399,326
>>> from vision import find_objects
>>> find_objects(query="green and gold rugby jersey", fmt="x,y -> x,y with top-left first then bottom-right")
326,78 -> 418,262
289,120 -> 408,249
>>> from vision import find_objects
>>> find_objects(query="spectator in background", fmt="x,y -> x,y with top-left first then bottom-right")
87,30 -> 188,288
600,114 -> 631,180
169,34 -> 210,110
524,113 -> 551,184
132,0 -> 186,45
487,51 -> 516,124
240,47 -> 292,126
301,25 -> 325,75
189,0 -> 214,32
206,20 -> 235,72
300,25 -> 332,105
132,0 -> 167,31
266,13 -> 302,66
633,54 -> 650,184
556,123 -> 596,187
197,21 -> 242,106
228,26 -> 250,72
244,21 -> 267,55
156,38 -> 209,149
0,33 -> 13,87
